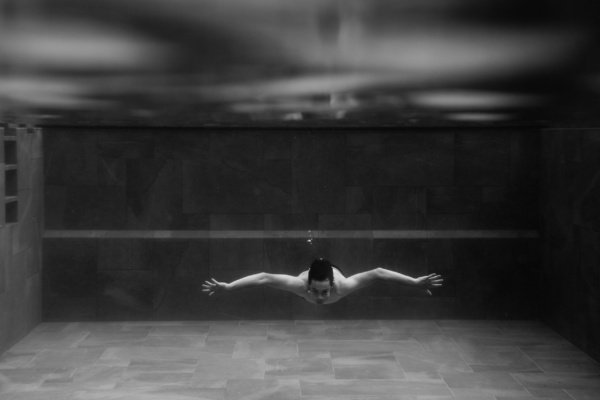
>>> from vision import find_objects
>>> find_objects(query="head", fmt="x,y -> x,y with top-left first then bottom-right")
308,258 -> 335,304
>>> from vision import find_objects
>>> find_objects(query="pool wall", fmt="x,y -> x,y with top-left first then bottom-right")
41,127 -> 540,321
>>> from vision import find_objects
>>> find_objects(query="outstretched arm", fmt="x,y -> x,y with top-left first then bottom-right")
339,268 -> 443,296
378,268 -> 443,296
202,272 -> 304,296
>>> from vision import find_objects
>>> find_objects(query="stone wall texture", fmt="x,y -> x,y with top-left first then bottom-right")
42,128 -> 540,321
540,129 -> 600,362
0,126 -> 44,355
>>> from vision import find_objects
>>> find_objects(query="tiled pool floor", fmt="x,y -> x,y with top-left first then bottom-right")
1,320 -> 599,399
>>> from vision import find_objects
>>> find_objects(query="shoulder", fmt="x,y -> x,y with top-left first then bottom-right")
336,269 -> 380,295
264,273 -> 307,294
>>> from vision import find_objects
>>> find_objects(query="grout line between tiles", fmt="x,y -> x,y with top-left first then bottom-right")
515,346 -> 546,373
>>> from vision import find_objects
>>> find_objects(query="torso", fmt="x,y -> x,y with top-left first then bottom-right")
295,267 -> 346,304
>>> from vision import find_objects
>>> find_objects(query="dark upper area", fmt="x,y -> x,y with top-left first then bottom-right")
1,0 -> 600,129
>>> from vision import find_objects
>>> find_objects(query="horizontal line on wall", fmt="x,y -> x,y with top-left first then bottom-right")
43,230 -> 539,239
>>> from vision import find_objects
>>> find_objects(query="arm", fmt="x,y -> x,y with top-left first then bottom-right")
339,268 -> 443,296
202,272 -> 304,296
378,268 -> 443,295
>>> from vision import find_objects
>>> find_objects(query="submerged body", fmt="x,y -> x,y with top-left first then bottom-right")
203,258 -> 443,305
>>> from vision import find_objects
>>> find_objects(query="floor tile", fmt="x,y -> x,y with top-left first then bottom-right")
193,354 -> 266,379
332,353 -> 405,379
264,357 -> 333,379
511,373 -> 600,389
10,332 -> 90,351
299,340 -> 423,355
2,320 -> 599,399
140,334 -> 207,349
415,335 -> 482,353
0,368 -> 55,392
207,324 -> 268,341
566,388 -> 600,400
39,366 -> 124,391
77,332 -> 149,348
267,325 -> 331,341
459,349 -> 542,373
300,379 -> 452,397
394,349 -> 473,379
440,370 -> 523,390
225,379 -> 301,400
233,339 -> 298,359
3,390 -> 76,400
0,351 -> 38,369
27,348 -> 105,369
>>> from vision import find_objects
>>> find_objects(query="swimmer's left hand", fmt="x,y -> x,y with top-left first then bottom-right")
414,273 -> 443,296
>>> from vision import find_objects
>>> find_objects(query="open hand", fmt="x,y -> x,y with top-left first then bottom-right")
202,278 -> 227,296
414,273 -> 443,296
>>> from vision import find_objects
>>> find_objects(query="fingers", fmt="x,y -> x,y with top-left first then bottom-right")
423,273 -> 444,290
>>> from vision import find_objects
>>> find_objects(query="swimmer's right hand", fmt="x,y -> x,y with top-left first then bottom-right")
202,278 -> 228,296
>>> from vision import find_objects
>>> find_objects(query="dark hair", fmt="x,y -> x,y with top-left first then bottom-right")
308,258 -> 334,286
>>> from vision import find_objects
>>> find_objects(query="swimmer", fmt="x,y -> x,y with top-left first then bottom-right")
202,258 -> 443,305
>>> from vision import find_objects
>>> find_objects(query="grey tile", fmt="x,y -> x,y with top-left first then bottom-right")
77,331 -> 150,348
373,187 -> 427,230
332,353 -> 405,379
533,358 -> 600,374
440,370 -> 523,390
4,320 -> 599,399
233,339 -> 298,359
264,238 -> 317,275
154,131 -> 210,160
292,133 -> 345,214
140,335 -> 207,349
566,388 -> 600,400
209,240 -> 264,271
40,365 -> 125,391
0,351 -> 38,370
43,239 -> 97,298
10,330 -> 90,352
63,185 -> 127,229
182,159 -> 211,214
346,132 -> 454,186
267,324 -> 332,341
207,324 -> 268,342
511,373 -> 600,389
455,132 -> 511,185
510,130 -> 539,187
126,159 -> 186,229
459,349 -> 542,372
97,130 -> 154,159
300,379 -> 452,397
225,379 -> 301,400
299,340 -> 423,355
427,186 -> 482,214
346,186 -> 373,214
192,356 -> 267,380
27,348 -> 105,368
44,129 -> 98,186
97,270 -> 154,321
395,349 -> 472,379
265,357 -> 333,379
98,157 -> 126,186
97,239 -> 153,270
0,368 -> 55,392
